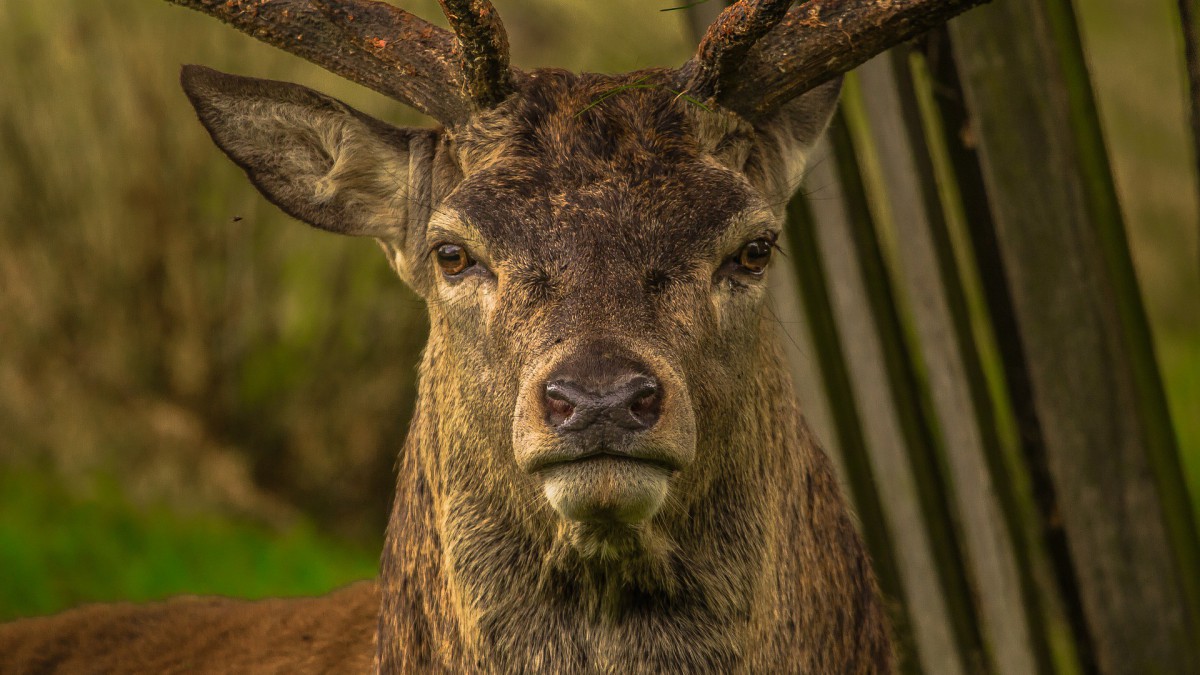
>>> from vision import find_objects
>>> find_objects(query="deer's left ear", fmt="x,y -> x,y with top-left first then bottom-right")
743,77 -> 842,207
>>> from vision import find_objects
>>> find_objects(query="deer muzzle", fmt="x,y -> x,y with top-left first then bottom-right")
513,341 -> 696,526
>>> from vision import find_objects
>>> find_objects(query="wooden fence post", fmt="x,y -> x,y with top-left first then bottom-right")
852,51 -> 1051,675
798,129 -> 977,675
949,0 -> 1200,671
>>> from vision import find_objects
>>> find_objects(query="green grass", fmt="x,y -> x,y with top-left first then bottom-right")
0,470 -> 377,622
1160,332 -> 1200,522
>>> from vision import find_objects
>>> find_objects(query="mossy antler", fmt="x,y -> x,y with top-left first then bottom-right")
167,0 -> 987,125
164,0 -> 518,125
682,0 -> 990,119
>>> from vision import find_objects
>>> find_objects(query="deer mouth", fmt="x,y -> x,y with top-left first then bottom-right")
534,448 -> 678,525
526,447 -> 682,475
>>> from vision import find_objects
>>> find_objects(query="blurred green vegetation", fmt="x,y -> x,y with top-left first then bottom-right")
0,0 -> 1196,621
1075,0 -> 1200,511
0,468 -> 376,622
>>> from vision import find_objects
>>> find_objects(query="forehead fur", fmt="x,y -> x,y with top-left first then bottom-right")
445,69 -> 760,254
457,69 -> 750,172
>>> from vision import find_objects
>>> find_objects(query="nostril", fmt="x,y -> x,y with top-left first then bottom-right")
542,374 -> 662,433
628,379 -> 661,428
544,383 -> 577,427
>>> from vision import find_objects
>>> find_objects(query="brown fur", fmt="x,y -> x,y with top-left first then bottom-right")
0,60 -> 893,675
0,581 -> 377,674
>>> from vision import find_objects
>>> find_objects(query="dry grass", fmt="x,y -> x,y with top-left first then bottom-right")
0,1 -> 434,540
0,0 -> 695,543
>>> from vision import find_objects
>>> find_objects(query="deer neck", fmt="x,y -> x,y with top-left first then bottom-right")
374,337 -> 865,673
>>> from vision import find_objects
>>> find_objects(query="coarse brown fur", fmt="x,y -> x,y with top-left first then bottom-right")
0,38 -> 893,675
0,581 -> 378,674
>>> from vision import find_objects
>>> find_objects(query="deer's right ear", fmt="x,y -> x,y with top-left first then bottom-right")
181,65 -> 443,254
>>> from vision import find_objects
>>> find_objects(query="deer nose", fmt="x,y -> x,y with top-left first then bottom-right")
544,375 -> 661,434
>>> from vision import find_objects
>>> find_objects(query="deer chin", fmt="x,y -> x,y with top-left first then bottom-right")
540,454 -> 673,526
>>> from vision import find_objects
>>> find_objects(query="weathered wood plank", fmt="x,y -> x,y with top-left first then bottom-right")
920,30 -> 1095,673
854,52 -> 1048,675
836,86 -> 999,673
803,126 -> 970,675
950,1 -> 1200,671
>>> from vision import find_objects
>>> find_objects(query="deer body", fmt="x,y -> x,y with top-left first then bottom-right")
0,581 -> 378,673
0,1 -> 946,672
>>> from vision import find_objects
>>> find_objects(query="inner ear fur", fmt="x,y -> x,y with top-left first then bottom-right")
736,77 -> 843,208
181,65 -> 438,240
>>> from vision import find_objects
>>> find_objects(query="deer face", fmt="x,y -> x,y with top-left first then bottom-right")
419,72 -> 810,541
181,11 -> 838,559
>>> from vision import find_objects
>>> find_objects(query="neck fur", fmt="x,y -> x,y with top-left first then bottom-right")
373,339 -> 891,674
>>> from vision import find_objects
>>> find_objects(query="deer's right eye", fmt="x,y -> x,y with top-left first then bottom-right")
434,243 -> 475,276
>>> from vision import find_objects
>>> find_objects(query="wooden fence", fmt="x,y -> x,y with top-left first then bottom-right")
689,2 -> 1200,673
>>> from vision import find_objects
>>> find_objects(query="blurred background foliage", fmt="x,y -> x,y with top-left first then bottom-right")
0,0 -> 1195,621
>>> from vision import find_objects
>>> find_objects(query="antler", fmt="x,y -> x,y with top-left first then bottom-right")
165,0 -> 464,122
679,0 -> 794,103
164,0 -> 516,125
683,0 -> 991,120
168,0 -> 987,125
437,0 -> 516,109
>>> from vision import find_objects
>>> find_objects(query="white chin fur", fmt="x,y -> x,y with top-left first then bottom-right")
542,457 -> 670,525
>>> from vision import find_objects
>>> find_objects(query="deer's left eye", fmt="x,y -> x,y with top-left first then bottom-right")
435,243 -> 475,276
735,238 -> 774,275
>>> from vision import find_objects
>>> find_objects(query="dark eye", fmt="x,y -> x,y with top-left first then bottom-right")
736,238 -> 774,275
434,243 -> 474,276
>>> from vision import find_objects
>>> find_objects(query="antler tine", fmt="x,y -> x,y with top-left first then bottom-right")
164,0 -> 473,125
701,0 -> 991,120
437,0 -> 516,109
680,0 -> 795,104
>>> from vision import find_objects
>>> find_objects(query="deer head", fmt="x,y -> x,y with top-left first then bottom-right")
181,0 -> 837,546
173,0 -> 981,670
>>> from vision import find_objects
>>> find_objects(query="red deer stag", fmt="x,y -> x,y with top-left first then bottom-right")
0,0 -> 987,672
